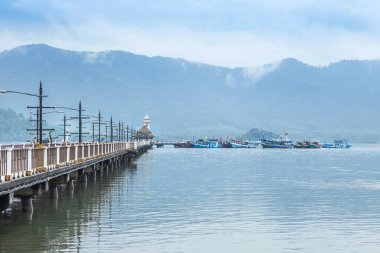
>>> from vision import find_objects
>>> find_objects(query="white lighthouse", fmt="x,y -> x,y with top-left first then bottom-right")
143,114 -> 151,129
137,114 -> 154,140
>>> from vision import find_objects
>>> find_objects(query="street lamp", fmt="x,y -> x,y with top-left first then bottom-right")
56,101 -> 87,143
0,89 -> 43,97
33,110 -> 64,115
1,82 -> 51,144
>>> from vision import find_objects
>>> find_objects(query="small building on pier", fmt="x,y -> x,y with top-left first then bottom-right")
137,114 -> 155,140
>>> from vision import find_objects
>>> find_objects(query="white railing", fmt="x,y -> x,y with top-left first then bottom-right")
0,141 -> 150,182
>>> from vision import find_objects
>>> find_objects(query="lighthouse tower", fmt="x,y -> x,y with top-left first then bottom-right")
138,114 -> 154,140
143,114 -> 151,129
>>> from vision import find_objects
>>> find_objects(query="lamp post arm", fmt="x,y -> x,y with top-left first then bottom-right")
0,89 -> 47,97
55,106 -> 80,111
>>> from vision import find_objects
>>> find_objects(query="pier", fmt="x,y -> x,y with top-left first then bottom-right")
0,141 -> 152,212
0,82 -> 156,213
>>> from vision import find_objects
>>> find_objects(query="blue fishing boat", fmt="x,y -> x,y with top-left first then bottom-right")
193,139 -> 221,148
322,140 -> 351,149
261,140 -> 294,149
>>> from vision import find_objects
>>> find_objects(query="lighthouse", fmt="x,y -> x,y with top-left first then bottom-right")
137,114 -> 154,140
143,114 -> 151,129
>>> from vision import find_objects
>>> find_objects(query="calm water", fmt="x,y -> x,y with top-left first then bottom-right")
1,145 -> 380,252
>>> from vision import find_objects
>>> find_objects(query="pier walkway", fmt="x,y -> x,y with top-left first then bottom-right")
0,141 -> 152,211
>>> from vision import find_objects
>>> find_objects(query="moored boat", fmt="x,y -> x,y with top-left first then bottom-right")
261,133 -> 294,149
193,139 -> 221,148
231,140 -> 259,148
174,140 -> 193,148
294,140 -> 322,149
221,142 -> 232,148
261,139 -> 294,148
322,140 -> 351,149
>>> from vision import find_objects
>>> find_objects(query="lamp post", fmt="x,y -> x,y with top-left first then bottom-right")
98,111 -> 101,142
63,114 -> 68,142
1,81 -> 51,144
64,101 -> 89,143
110,116 -> 113,142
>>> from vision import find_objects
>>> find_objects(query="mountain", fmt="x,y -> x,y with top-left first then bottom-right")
0,44 -> 380,142
0,108 -> 29,142
241,128 -> 279,140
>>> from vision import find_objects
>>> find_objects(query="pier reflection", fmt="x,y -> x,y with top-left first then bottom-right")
0,162 -> 137,252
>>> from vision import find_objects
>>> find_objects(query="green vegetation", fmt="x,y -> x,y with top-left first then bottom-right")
0,108 -> 29,142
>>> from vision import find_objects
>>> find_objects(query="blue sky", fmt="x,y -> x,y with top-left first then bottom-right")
0,0 -> 379,67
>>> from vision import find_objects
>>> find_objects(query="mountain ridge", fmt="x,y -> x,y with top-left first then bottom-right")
0,44 -> 380,142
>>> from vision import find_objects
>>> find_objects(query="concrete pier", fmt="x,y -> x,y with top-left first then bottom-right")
0,141 -> 152,213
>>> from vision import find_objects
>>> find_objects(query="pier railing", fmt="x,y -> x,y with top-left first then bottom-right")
0,141 -> 150,182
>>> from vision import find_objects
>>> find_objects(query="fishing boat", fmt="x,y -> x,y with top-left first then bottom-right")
322,140 -> 351,149
193,139 -> 221,148
221,142 -> 232,148
231,140 -> 259,148
261,133 -> 294,149
174,140 -> 193,148
294,140 -> 322,149
261,139 -> 294,148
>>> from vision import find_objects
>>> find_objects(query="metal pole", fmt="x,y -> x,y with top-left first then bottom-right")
39,82 -> 43,144
118,121 -> 121,142
79,101 -> 82,143
36,109 -> 39,143
92,122 -> 95,142
126,126 -> 129,142
110,116 -> 113,142
64,114 -> 67,142
98,111 -> 101,142
105,125 -> 108,142
122,122 -> 124,141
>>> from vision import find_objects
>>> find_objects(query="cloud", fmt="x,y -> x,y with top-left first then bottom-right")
1,0 -> 380,67
242,62 -> 281,84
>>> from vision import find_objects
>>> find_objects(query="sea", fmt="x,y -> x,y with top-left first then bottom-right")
1,144 -> 380,252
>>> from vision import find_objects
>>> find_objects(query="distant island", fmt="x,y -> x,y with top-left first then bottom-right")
241,128 -> 279,140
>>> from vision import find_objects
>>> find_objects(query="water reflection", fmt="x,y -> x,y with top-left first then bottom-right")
1,146 -> 380,252
0,161 -> 137,252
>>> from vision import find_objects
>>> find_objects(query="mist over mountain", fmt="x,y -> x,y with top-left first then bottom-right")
0,44 -> 379,142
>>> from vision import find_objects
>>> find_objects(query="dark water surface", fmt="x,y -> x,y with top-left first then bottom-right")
1,145 -> 380,252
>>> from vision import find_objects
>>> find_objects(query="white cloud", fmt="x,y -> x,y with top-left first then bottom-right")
2,1 -> 380,67
242,62 -> 281,84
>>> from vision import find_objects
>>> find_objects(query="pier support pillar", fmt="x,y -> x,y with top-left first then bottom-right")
82,174 -> 88,188
31,183 -> 43,195
42,181 -> 49,192
0,193 -> 13,212
20,196 -> 33,212
93,168 -> 97,182
49,185 -> 58,199
64,174 -> 70,184
82,173 -> 88,182
67,179 -> 74,189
